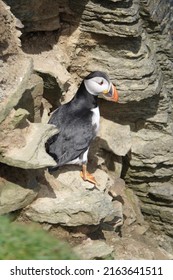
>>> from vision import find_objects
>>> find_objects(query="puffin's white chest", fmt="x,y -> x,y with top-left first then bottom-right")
91,106 -> 100,134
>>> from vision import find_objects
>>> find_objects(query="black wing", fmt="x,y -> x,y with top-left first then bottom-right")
46,107 -> 95,166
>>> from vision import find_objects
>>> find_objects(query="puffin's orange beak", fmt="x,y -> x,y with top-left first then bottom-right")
111,84 -> 119,102
103,84 -> 119,102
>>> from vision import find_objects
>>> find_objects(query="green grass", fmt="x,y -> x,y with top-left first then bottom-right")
0,216 -> 78,260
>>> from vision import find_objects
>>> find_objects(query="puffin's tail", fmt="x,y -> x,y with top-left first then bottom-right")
48,165 -> 59,173
45,133 -> 60,172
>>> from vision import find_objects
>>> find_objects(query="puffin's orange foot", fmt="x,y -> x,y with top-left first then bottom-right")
80,171 -> 97,185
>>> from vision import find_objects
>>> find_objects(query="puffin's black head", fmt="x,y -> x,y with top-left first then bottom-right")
83,71 -> 118,102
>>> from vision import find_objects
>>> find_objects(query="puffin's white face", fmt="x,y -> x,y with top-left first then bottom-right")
83,71 -> 119,102
84,76 -> 111,96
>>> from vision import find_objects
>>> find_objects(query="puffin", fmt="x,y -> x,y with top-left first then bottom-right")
46,71 -> 118,185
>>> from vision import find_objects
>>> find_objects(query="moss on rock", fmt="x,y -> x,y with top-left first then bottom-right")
0,216 -> 78,260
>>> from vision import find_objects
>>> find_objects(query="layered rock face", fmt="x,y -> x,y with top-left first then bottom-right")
69,0 -> 173,236
0,0 -> 57,214
1,0 -> 173,258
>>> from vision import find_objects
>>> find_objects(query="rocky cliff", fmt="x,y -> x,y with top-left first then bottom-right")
0,0 -> 173,259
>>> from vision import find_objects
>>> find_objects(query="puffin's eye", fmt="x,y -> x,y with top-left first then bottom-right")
99,80 -> 104,85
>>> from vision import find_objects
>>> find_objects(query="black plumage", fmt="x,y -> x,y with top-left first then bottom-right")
46,71 -> 118,184
46,78 -> 98,169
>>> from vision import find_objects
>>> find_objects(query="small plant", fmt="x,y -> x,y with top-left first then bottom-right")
0,216 -> 78,260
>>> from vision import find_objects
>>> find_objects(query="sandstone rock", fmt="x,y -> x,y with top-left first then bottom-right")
27,52 -> 78,114
74,239 -> 113,260
112,236 -> 171,260
52,165 -> 114,192
155,233 -> 173,256
72,0 -> 141,37
33,57 -> 71,92
96,148 -> 123,178
70,30 -> 162,104
141,0 -> 173,107
99,118 -> 131,156
148,183 -> 173,204
108,178 -> 144,226
0,165 -> 39,215
0,57 -> 33,123
48,169 -> 143,230
10,108 -> 29,128
126,129 -> 173,234
15,74 -> 44,122
0,2 -> 58,170
0,0 -> 21,57
5,0 -> 71,32
0,122 -> 58,169
141,203 -> 173,236
129,129 -> 173,179
25,177 -> 119,227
